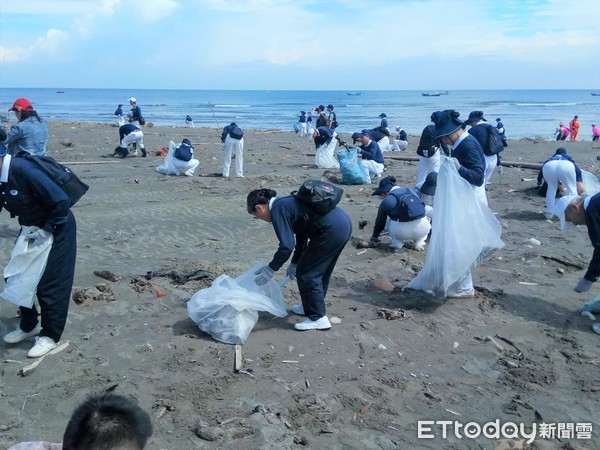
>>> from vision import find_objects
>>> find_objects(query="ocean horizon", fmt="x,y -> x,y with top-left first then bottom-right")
1,88 -> 598,140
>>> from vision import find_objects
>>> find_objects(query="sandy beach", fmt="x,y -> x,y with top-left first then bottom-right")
0,121 -> 599,449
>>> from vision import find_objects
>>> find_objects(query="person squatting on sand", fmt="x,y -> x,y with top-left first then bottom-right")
221,122 -> 244,178
0,98 -> 48,156
432,109 -> 486,298
591,123 -> 600,141
0,142 -> 77,358
355,130 -> 385,183
369,176 -> 431,251
7,392 -> 153,450
391,125 -> 408,151
156,138 -> 200,177
537,147 -> 583,219
114,123 -> 146,158
247,188 -> 352,331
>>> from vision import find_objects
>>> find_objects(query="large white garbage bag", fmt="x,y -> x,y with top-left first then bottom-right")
406,157 -> 504,297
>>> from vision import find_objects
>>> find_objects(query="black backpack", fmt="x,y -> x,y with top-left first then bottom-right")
174,140 -> 193,161
229,125 -> 244,140
390,190 -> 425,222
17,154 -> 89,206
291,180 -> 343,216
484,124 -> 505,156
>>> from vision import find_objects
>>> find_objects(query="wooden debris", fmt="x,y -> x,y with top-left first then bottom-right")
518,281 -> 538,286
233,345 -> 243,373
484,336 -> 504,352
93,270 -> 121,282
355,239 -> 378,249
18,341 -> 70,377
541,255 -> 585,270
372,278 -> 395,292
356,250 -> 367,256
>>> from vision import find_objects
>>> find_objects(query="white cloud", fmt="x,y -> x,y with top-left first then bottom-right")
28,29 -> 70,57
130,0 -> 179,21
0,46 -> 24,63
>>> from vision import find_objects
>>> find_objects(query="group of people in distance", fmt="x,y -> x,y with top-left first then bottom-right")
554,114 -> 599,141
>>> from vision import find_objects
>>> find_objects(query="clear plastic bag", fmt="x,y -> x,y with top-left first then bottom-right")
581,170 -> 600,197
338,146 -> 369,184
187,263 -> 288,344
405,156 -> 504,297
0,226 -> 54,307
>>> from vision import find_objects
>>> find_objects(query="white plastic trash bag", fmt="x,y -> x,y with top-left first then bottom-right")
187,263 -> 288,344
0,226 -> 54,308
406,156 -> 504,297
315,140 -> 340,169
581,170 -> 600,197
156,140 -> 180,175
338,146 -> 369,185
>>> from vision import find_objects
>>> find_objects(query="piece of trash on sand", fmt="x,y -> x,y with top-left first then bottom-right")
376,307 -> 406,320
372,279 -> 395,292
330,316 -> 342,324
93,270 -> 121,282
518,281 -> 538,286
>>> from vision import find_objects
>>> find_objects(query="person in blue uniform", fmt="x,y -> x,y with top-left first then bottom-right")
115,104 -> 125,127
247,188 -> 352,331
537,147 -> 583,219
356,131 -> 385,183
221,122 -> 244,177
379,113 -> 389,129
0,98 -> 48,156
127,97 -> 143,127
114,123 -> 146,158
0,143 -> 77,357
432,109 -> 486,298
463,111 -> 503,186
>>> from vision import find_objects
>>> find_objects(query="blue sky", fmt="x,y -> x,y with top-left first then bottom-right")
0,0 -> 598,90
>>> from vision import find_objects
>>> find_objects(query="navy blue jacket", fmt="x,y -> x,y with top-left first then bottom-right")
585,194 -> 600,282
298,113 -> 307,123
467,123 -> 492,151
119,123 -> 141,141
537,153 -> 583,184
373,188 -> 422,238
0,156 -> 70,233
380,118 -> 389,128
496,121 -> 505,136
359,140 -> 384,164
129,105 -> 142,122
398,129 -> 407,141
268,196 -> 347,271
452,134 -> 485,187
313,126 -> 334,148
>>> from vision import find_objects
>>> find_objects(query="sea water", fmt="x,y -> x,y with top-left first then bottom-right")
0,88 -> 598,139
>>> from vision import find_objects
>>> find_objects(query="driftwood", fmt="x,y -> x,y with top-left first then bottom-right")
541,255 -> 585,270
62,161 -> 122,165
18,341 -> 70,377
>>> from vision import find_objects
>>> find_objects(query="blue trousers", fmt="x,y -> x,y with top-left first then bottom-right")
20,211 -> 77,342
296,208 -> 352,321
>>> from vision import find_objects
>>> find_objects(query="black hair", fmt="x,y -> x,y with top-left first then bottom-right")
63,392 -> 153,450
19,110 -> 42,122
247,188 -> 277,214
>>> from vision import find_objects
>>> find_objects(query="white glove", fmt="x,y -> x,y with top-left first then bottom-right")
286,263 -> 297,280
254,265 -> 275,286
450,157 -> 461,170
220,143 -> 225,151
574,277 -> 593,293
24,229 -> 52,246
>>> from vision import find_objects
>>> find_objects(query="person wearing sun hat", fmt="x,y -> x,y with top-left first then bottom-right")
379,113 -> 389,129
127,97 -> 144,127
0,137 -> 77,358
0,98 -> 48,156
431,109 -> 486,298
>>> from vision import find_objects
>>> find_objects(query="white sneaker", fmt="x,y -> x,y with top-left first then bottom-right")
545,212 -> 553,220
3,324 -> 41,344
447,289 -> 475,299
291,304 -> 305,315
27,336 -> 59,358
294,316 -> 332,331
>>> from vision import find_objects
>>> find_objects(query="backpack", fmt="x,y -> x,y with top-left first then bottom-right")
291,180 -> 343,216
174,141 -> 193,161
17,154 -> 89,206
391,191 -> 425,222
484,125 -> 505,156
229,125 -> 244,140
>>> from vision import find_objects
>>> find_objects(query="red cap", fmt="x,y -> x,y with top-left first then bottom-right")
10,98 -> 33,112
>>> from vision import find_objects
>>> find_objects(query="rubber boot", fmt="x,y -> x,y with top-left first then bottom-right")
141,147 -> 147,157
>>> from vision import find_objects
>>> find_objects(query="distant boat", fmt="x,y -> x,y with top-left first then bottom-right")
346,92 -> 362,96
592,93 -> 600,96
422,90 -> 449,97
56,90 -> 65,93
